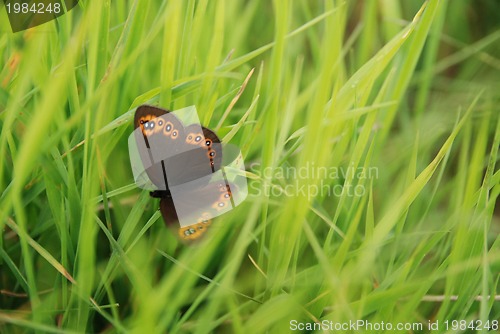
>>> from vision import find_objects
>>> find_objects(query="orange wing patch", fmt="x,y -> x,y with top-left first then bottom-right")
162,120 -> 181,140
138,115 -> 156,136
185,132 -> 206,147
212,184 -> 232,211
186,131 -> 217,168
178,216 -> 212,241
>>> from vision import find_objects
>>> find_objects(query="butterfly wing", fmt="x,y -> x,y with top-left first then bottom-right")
133,105 -> 185,190
159,194 -> 213,242
159,181 -> 236,242
134,105 -> 169,131
160,124 -> 223,188
134,105 -> 223,188
202,126 -> 223,171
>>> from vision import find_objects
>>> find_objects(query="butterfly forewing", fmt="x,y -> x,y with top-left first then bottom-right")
134,105 -> 186,191
162,124 -> 222,187
134,105 -> 170,132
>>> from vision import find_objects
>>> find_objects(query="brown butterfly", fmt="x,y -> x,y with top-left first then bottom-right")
133,105 -> 234,242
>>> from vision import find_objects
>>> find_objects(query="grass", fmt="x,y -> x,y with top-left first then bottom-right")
0,0 -> 499,333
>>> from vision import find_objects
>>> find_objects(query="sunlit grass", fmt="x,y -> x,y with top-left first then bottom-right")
0,0 -> 499,333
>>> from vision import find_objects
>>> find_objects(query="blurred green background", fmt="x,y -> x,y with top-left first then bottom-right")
0,0 -> 499,333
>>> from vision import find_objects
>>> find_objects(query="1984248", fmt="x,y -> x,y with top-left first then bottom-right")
5,2 -> 62,14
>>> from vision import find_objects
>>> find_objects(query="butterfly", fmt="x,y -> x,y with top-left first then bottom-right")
133,105 -> 235,242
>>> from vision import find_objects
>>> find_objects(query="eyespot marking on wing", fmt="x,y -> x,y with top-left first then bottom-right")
178,215 -> 212,241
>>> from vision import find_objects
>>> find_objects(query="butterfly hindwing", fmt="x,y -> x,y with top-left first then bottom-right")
158,193 -> 178,226
159,193 -> 213,243
157,181 -> 236,242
